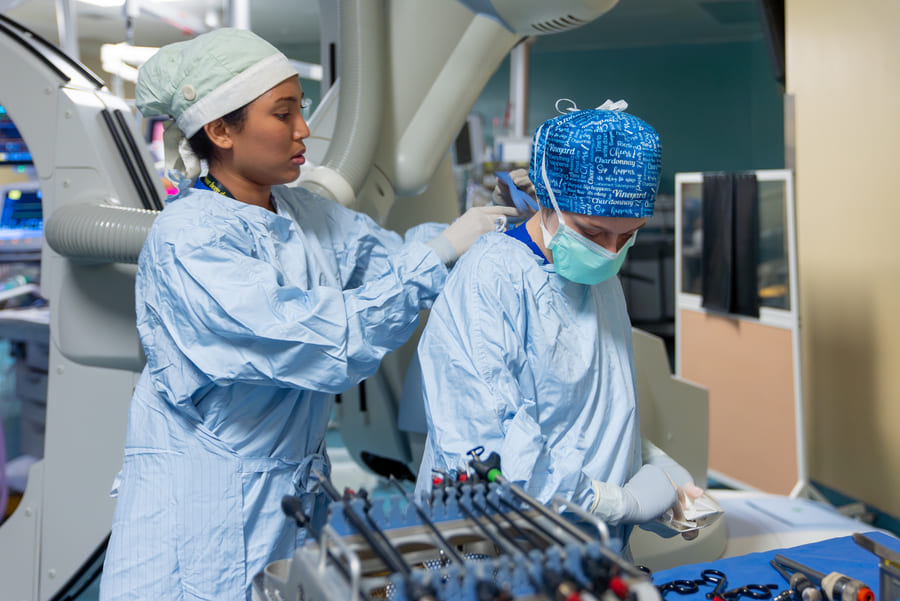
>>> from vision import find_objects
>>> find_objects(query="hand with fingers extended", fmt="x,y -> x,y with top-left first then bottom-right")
428,205 -> 519,266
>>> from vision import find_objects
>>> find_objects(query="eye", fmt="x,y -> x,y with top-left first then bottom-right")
300,97 -> 312,109
275,113 -> 289,120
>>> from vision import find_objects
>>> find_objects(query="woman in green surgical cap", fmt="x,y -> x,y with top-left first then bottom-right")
99,27 -> 514,601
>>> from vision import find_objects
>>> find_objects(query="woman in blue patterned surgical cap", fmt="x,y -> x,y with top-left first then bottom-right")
99,27 -> 514,601
413,100 -> 703,550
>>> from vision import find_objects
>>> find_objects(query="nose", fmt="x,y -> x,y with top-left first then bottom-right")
293,112 -> 310,140
601,239 -> 620,253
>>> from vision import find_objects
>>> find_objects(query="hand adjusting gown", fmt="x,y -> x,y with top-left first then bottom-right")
100,184 -> 448,601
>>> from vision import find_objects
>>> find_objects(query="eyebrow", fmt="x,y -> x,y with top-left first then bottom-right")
571,215 -> 645,234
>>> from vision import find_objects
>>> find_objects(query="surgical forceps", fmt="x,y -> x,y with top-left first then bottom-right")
658,570 -> 778,601
658,569 -> 728,599
721,582 -> 780,600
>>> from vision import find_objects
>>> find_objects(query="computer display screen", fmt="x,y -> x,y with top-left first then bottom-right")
0,187 -> 42,231
0,183 -> 43,255
0,105 -> 34,166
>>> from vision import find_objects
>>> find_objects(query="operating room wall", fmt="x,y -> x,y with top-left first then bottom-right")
471,38 -> 785,195
786,0 -> 900,516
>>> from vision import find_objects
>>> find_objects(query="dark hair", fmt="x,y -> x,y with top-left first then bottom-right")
187,104 -> 249,163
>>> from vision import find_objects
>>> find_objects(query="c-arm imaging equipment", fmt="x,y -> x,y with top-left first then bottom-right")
0,1 -> 718,598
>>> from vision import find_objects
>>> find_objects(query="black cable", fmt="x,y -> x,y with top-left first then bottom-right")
388,477 -> 512,601
479,487 -> 547,552
388,475 -> 465,566
113,109 -> 164,210
452,482 -> 547,595
313,470 -> 438,601
313,472 -> 409,576
495,493 -> 568,547
467,449 -> 592,545
356,488 -> 415,575
0,16 -> 70,84
100,109 -> 153,211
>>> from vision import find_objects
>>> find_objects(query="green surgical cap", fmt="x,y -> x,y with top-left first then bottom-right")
136,28 -> 297,138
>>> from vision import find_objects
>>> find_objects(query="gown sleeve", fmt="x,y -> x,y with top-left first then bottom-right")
137,192 -> 450,402
417,244 -> 545,488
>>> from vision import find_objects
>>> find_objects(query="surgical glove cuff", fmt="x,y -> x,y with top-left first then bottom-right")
427,234 -> 458,267
589,479 -> 629,525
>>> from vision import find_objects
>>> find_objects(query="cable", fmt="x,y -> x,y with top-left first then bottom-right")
387,477 -> 513,601
312,470 -> 438,601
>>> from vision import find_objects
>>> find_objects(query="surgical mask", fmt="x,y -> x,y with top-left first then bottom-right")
538,148 -> 636,285
540,212 -> 636,285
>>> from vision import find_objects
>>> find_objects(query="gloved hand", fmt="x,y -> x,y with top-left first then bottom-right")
589,463 -> 678,526
428,205 -> 518,266
641,438 -> 704,539
492,169 -> 539,216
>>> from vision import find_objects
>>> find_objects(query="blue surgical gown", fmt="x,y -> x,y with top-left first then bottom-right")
414,230 -> 642,527
100,185 -> 448,601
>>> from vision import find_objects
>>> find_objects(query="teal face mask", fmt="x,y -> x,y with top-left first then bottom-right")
538,148 -> 636,285
540,213 -> 636,285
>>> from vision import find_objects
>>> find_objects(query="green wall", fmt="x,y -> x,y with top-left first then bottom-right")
471,39 -> 785,194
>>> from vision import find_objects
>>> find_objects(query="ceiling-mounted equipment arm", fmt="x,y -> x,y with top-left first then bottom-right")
298,0 -> 386,207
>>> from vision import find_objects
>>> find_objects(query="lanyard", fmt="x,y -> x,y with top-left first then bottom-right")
201,173 -> 235,199
200,172 -> 276,211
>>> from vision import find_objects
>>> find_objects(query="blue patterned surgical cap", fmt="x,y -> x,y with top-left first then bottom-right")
530,108 -> 662,218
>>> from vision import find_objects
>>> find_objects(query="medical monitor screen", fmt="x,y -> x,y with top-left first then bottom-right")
0,105 -> 34,165
1,187 -> 42,231
0,184 -> 43,254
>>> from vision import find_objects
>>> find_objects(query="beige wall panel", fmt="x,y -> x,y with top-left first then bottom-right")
680,308 -> 797,493
787,0 -> 900,513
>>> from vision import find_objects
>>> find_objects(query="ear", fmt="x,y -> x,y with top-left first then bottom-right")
203,118 -> 233,150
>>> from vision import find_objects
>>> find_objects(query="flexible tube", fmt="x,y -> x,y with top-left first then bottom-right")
319,0 -> 385,195
44,203 -> 158,264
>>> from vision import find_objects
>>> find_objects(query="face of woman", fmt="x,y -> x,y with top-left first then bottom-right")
224,77 -> 310,187
544,209 -> 646,252
563,212 -> 646,252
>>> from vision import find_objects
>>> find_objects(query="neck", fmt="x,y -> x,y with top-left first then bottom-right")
526,211 -> 554,263
207,167 -> 274,212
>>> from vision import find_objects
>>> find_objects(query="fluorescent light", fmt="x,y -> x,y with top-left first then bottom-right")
77,0 -> 125,6
78,0 -> 186,6
101,42 -> 160,82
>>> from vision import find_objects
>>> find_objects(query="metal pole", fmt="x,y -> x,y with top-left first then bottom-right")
54,0 -> 79,60
508,38 -> 532,138
228,0 -> 251,30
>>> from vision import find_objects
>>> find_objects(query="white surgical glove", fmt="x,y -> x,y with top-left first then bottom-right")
589,463 -> 677,526
641,438 -> 705,537
428,205 -> 518,266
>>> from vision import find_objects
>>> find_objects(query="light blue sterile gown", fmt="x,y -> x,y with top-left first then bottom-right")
100,184 -> 448,601
414,230 -> 642,541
